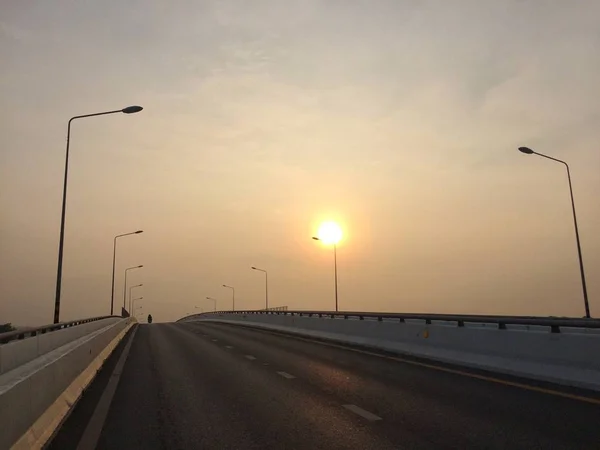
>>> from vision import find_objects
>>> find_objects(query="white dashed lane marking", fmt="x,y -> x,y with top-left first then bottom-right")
245,355 -> 257,360
211,339 -> 218,342
276,371 -> 296,379
342,404 -> 382,421
225,346 -> 234,349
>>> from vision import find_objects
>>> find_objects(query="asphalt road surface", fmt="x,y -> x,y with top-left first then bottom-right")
79,321 -> 600,449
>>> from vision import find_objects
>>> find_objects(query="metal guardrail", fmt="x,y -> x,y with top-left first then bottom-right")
0,316 -> 120,344
185,310 -> 600,333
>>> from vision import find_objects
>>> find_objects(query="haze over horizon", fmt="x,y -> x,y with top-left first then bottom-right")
1,1 -> 599,326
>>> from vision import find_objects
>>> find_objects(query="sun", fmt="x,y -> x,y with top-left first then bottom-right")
317,221 -> 343,245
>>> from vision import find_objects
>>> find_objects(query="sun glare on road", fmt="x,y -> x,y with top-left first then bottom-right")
317,221 -> 343,245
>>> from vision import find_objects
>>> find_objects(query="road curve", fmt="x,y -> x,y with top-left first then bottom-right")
86,321 -> 600,449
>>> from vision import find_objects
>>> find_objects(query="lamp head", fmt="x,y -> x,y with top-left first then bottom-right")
518,147 -> 534,155
122,105 -> 143,114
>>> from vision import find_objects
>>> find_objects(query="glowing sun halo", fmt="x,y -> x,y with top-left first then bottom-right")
317,221 -> 343,245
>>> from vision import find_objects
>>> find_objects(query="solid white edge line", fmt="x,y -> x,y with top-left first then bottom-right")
342,404 -> 382,421
76,326 -> 139,449
11,320 -> 135,450
276,371 -> 296,379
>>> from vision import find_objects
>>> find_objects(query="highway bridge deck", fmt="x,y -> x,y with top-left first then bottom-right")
51,322 -> 600,449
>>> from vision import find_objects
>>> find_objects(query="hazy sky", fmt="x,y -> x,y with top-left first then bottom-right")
1,1 -> 599,325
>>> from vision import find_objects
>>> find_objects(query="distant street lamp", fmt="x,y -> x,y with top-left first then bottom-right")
251,266 -> 268,310
132,296 -> 143,313
111,230 -> 143,315
518,146 -> 590,318
313,236 -> 339,312
206,296 -> 217,312
222,285 -> 235,311
53,105 -> 143,323
123,265 -> 143,311
129,284 -> 143,312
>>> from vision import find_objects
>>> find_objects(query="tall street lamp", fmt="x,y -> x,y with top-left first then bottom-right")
222,285 -> 235,311
111,230 -> 143,315
206,296 -> 218,312
313,236 -> 339,312
124,265 -> 143,311
53,105 -> 143,324
518,146 -> 590,318
129,283 -> 143,312
251,266 -> 268,310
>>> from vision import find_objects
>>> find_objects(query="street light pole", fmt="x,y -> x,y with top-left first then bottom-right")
518,146 -> 590,318
206,296 -> 217,312
313,237 -> 339,312
53,105 -> 143,324
129,283 -> 143,312
251,267 -> 268,310
132,296 -> 143,313
222,285 -> 235,311
111,230 -> 143,315
333,243 -> 338,312
123,265 -> 143,312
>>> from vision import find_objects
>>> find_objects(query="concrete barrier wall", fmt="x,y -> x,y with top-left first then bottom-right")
0,318 -> 133,450
195,313 -> 600,391
0,317 -> 122,375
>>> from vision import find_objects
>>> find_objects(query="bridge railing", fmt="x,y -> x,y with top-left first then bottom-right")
182,310 -> 600,333
0,315 -> 121,344
0,316 -> 135,449
185,310 -> 600,391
